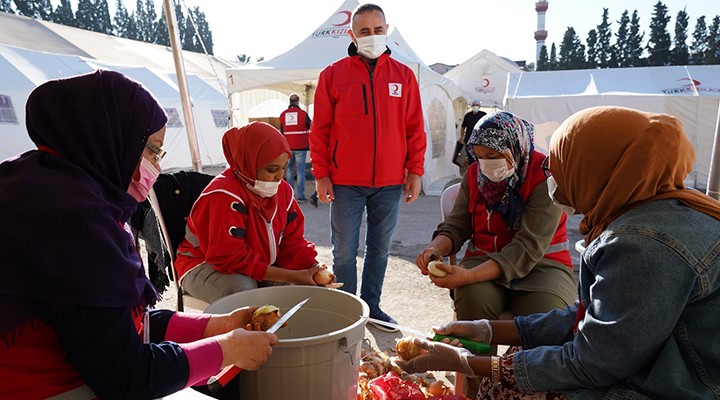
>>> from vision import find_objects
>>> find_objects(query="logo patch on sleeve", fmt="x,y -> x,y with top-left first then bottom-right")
389,83 -> 402,97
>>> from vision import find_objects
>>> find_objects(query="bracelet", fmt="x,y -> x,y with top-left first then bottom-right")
490,356 -> 501,384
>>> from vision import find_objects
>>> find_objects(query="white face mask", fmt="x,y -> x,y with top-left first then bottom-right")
249,179 -> 281,198
472,106 -> 480,113
355,34 -> 387,59
127,157 -> 160,202
546,175 -> 576,216
478,158 -> 515,182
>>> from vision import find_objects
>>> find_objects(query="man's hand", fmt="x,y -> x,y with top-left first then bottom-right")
315,177 -> 334,203
404,173 -> 421,203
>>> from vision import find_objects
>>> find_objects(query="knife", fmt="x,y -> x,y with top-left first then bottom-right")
363,316 -> 491,354
207,297 -> 310,392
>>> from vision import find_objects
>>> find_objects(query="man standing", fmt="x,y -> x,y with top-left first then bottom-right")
310,3 -> 426,330
461,99 -> 486,161
280,93 -> 313,203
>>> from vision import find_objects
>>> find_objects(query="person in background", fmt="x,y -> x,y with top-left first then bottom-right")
310,3 -> 426,331
279,93 -> 317,206
176,121 -> 326,304
461,100 -> 486,160
415,111 -> 576,396
0,70 -> 277,399
398,106 -> 720,399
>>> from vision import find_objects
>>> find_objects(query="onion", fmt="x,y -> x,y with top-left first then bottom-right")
427,260 -> 447,278
395,337 -> 424,361
251,304 -> 281,331
313,266 -> 335,285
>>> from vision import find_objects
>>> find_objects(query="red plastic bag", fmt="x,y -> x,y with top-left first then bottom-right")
427,395 -> 470,400
369,372 -> 426,400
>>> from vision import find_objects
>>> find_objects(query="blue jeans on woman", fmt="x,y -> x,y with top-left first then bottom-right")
330,184 -> 402,313
285,150 -> 307,200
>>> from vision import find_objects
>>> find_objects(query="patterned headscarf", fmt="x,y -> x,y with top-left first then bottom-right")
221,121 -> 291,221
467,111 -> 535,229
549,106 -> 720,245
0,70 -> 167,339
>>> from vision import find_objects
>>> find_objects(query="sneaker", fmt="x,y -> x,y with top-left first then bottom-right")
296,198 -> 307,203
368,309 -> 399,332
310,193 -> 318,208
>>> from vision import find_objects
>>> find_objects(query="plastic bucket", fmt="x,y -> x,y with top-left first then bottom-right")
204,286 -> 369,400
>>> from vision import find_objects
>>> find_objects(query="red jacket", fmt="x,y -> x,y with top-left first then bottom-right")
175,169 -> 318,281
465,151 -> 573,268
310,49 -> 426,187
279,105 -> 311,150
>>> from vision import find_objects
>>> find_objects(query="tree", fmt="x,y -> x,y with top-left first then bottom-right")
190,6 -> 213,55
13,0 -> 51,19
537,45 -> 549,71
95,0 -> 113,34
670,9 -> 689,65
548,43 -> 558,70
558,27 -> 586,70
586,29 -> 598,68
707,16 -> 720,64
646,1 -> 672,66
0,0 -> 13,13
143,0 -> 158,43
75,0 -> 95,31
691,16 -> 708,64
595,8 -> 614,68
155,5 -> 170,47
627,10 -> 645,66
113,0 -> 131,38
52,0 -> 76,27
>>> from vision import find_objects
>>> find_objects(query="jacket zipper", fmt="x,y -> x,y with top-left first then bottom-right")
366,66 -> 378,187
332,140 -> 338,169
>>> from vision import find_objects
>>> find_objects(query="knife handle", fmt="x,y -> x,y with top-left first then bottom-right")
432,334 -> 492,354
207,364 -> 241,392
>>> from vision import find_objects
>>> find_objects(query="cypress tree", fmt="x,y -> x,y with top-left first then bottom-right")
548,43 -> 558,70
52,0 -> 76,26
670,9 -> 689,65
596,8 -> 614,68
95,0 -> 113,34
646,1 -> 672,66
75,0 -> 95,31
558,27 -> 586,70
707,16 -> 720,64
113,0 -> 131,38
628,10 -> 645,66
537,45 -> 549,71
691,16 -> 708,65
0,0 -> 13,13
156,5 -> 170,47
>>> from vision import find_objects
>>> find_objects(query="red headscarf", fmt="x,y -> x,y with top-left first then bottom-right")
221,121 -> 291,220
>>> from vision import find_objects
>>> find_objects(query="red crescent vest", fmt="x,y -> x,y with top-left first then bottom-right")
279,105 -> 310,150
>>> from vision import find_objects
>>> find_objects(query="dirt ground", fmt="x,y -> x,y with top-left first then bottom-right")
156,180 -> 584,389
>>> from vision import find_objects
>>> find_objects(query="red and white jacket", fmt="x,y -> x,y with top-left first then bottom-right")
279,105 -> 311,151
175,170 -> 318,281
310,48 -> 426,187
465,151 -> 573,268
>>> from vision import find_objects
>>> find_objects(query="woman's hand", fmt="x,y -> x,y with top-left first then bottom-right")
433,320 -> 493,344
392,339 -> 477,377
428,263 -> 472,289
217,328 -> 279,370
415,246 -> 442,275
291,265 -> 322,286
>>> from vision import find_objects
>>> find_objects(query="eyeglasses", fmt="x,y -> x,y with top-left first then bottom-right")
541,156 -> 551,177
146,142 -> 167,162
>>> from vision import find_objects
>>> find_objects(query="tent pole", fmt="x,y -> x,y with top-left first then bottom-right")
706,100 -> 720,200
163,0 -> 203,173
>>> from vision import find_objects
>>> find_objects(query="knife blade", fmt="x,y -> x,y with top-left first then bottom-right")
362,316 -> 491,354
207,298 -> 310,391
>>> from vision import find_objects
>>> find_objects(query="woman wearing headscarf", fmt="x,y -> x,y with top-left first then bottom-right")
0,71 -> 278,399
416,111 -> 576,322
398,106 -> 720,399
176,121 -> 324,304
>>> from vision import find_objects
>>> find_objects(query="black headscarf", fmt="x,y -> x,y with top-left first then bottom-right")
0,70 -> 168,339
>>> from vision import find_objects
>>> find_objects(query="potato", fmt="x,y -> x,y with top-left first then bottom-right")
427,260 -> 447,278
395,337 -> 424,361
313,265 -> 335,285
251,304 -> 281,331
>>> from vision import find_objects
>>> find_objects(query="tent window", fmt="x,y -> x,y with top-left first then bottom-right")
427,99 -> 447,159
0,95 -> 18,124
211,109 -> 228,128
165,108 -> 183,128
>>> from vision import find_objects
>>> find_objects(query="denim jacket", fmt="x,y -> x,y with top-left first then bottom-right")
512,199 -> 720,400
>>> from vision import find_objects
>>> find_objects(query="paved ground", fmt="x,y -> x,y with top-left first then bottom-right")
156,180 -> 584,387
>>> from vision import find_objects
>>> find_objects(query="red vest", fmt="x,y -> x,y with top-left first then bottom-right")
465,151 -> 573,268
279,106 -> 310,150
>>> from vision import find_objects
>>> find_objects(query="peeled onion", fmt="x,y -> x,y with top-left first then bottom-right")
313,265 -> 335,285
395,337 -> 424,361
427,260 -> 447,278
251,304 -> 281,331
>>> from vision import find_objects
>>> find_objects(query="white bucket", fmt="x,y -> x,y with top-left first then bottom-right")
204,286 -> 369,400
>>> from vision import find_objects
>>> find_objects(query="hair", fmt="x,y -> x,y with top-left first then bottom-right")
353,3 -> 385,20
289,93 -> 300,104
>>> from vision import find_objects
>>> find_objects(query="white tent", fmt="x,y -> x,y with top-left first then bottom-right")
225,0 -> 466,194
504,65 -> 720,189
0,12 -> 236,169
444,49 -> 522,108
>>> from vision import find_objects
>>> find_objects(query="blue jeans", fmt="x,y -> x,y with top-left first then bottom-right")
285,150 -> 307,200
330,184 -> 402,311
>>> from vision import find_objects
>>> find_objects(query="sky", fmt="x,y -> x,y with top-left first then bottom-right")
61,1 -> 720,66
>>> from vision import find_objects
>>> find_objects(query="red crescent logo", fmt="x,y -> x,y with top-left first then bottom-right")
482,78 -> 490,87
392,84 -> 399,91
676,77 -> 701,87
332,11 -> 352,26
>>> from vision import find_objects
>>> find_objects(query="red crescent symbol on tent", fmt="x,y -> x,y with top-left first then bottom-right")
332,11 -> 352,26
676,77 -> 701,87
482,78 -> 490,87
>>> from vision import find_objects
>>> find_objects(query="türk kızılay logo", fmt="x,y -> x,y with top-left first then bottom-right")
474,77 -> 495,94
312,10 -> 351,38
662,77 -> 720,94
